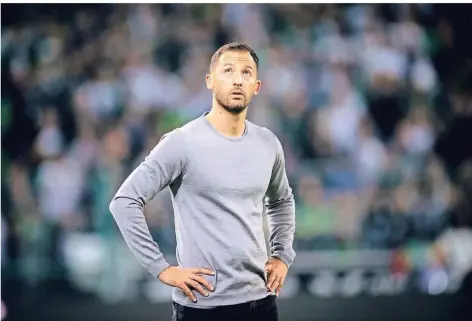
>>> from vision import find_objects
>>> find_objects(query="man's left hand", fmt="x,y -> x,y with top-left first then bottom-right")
264,257 -> 288,296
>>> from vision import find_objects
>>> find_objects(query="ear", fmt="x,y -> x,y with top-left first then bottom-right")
206,73 -> 213,90
253,80 -> 262,96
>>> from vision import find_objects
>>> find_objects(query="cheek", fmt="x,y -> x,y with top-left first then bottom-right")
215,86 -> 230,98
216,83 -> 229,92
216,79 -> 230,90
247,85 -> 258,95
246,79 -> 258,90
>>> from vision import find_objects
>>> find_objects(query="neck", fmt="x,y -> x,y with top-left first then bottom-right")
206,100 -> 247,137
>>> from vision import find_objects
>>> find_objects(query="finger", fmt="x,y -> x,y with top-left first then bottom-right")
275,277 -> 285,296
190,275 -> 214,292
270,279 -> 280,292
180,284 -> 197,303
192,268 -> 215,276
266,271 -> 277,289
275,286 -> 281,297
278,276 -> 285,291
187,280 -> 209,297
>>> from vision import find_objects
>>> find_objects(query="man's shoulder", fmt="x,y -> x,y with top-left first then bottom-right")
161,116 -> 205,142
247,121 -> 285,158
247,120 -> 279,145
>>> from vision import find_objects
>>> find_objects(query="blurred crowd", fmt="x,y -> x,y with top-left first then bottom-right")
2,4 -> 472,294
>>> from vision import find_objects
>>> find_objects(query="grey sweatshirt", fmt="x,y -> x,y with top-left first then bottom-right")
109,113 -> 296,308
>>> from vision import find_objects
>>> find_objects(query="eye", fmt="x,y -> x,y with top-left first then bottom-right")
243,70 -> 251,76
224,68 -> 232,74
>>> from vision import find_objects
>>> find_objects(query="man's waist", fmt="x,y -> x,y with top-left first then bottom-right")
172,282 -> 273,308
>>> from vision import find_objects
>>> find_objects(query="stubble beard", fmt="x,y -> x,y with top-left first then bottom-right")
215,91 -> 248,115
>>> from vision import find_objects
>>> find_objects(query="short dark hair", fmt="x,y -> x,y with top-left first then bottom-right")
209,42 -> 259,72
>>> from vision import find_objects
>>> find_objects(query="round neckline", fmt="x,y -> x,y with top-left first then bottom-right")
201,111 -> 249,142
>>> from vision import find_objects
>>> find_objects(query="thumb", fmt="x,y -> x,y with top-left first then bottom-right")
264,261 -> 273,272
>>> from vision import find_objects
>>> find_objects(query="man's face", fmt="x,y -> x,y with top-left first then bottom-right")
206,51 -> 261,115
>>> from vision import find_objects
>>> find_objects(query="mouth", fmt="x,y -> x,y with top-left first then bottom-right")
230,91 -> 245,98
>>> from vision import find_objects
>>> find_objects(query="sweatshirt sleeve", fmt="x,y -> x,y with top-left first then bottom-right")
109,130 -> 186,278
264,135 -> 296,268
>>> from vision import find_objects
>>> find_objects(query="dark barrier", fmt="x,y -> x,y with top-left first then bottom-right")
4,291 -> 471,321
3,248 -> 471,321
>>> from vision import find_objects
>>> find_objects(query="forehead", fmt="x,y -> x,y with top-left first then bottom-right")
217,51 -> 256,68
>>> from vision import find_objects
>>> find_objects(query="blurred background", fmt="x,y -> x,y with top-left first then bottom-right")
2,3 -> 472,321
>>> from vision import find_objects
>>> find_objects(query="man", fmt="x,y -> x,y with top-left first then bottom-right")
109,43 -> 296,321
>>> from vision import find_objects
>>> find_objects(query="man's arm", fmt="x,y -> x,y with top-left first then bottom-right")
264,135 -> 296,268
109,130 -> 186,278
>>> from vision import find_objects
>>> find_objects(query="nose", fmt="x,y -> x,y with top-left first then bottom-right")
232,73 -> 243,86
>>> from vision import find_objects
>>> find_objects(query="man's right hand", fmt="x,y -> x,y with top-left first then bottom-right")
158,266 -> 215,302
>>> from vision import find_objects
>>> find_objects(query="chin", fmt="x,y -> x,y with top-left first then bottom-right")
223,104 -> 247,115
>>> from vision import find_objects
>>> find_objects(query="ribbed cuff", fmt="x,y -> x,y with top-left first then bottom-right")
147,258 -> 170,278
